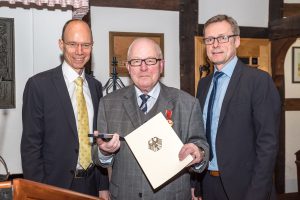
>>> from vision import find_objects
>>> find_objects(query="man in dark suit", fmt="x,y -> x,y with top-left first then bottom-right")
195,14 -> 281,200
91,37 -> 209,200
21,19 -> 109,199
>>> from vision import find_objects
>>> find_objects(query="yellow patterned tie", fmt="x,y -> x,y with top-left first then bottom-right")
75,77 -> 91,169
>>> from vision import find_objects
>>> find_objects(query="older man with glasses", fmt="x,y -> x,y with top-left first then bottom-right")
92,37 -> 209,200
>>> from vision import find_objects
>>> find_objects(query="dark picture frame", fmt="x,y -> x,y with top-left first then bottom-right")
109,31 -> 164,77
0,17 -> 15,108
292,47 -> 300,83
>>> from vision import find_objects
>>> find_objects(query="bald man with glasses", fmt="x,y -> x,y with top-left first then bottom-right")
21,19 -> 109,199
92,37 -> 209,200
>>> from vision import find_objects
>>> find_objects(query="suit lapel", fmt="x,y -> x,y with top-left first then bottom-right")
52,66 -> 78,139
123,86 -> 142,128
157,83 -> 176,114
86,75 -> 100,130
218,61 -> 243,127
86,75 -> 97,111
199,75 -> 213,109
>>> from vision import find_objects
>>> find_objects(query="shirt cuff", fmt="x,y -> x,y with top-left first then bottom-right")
98,148 -> 113,164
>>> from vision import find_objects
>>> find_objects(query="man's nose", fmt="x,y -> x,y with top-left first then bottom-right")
212,38 -> 220,48
75,44 -> 83,54
140,60 -> 148,71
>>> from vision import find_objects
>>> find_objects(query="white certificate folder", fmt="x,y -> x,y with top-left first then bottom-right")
124,112 -> 193,189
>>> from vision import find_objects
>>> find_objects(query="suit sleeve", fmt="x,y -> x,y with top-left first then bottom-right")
92,99 -> 115,168
244,73 -> 281,200
21,78 -> 45,182
91,79 -> 110,190
188,98 -> 209,173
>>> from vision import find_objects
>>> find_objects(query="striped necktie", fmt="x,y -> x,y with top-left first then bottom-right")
75,77 -> 91,169
139,94 -> 150,113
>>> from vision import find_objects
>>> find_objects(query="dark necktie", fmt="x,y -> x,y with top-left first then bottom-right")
139,94 -> 150,113
206,71 -> 224,161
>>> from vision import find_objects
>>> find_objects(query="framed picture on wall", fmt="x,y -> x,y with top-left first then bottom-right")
109,31 -> 164,76
0,17 -> 15,108
292,47 -> 300,83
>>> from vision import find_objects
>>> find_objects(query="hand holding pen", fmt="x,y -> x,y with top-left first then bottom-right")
91,131 -> 121,155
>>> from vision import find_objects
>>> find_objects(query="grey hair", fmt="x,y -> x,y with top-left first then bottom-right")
203,14 -> 240,36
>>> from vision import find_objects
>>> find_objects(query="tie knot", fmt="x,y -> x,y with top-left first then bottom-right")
213,71 -> 224,80
140,94 -> 150,103
75,77 -> 84,87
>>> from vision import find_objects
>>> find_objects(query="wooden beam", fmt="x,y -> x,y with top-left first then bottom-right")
179,0 -> 198,95
284,99 -> 300,111
269,15 -> 300,39
283,3 -> 300,18
269,0 -> 283,22
90,0 -> 179,11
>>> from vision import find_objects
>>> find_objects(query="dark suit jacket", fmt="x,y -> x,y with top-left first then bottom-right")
21,65 -> 108,190
196,60 -> 280,200
93,83 -> 209,200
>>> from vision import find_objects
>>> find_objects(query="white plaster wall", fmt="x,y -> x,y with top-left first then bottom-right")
198,0 -> 269,27
0,7 -> 71,173
285,111 -> 300,193
90,7 -> 180,91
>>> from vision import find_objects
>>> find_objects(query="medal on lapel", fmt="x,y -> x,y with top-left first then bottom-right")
165,110 -> 173,127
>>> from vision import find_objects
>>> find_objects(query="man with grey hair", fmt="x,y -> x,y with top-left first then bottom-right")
195,14 -> 280,200
92,37 -> 209,200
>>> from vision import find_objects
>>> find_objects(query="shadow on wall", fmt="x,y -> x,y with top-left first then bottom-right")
0,110 -> 9,154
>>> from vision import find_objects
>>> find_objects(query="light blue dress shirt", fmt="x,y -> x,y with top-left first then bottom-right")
203,56 -> 237,171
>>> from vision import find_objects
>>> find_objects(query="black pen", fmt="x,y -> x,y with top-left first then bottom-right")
88,133 -> 125,141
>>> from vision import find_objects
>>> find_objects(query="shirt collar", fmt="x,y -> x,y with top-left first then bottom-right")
62,61 -> 86,83
213,56 -> 237,78
134,82 -> 161,99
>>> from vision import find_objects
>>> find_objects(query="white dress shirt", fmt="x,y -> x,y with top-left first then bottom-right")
62,62 -> 94,168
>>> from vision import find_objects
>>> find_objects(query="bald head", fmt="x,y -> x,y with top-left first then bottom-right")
61,19 -> 93,42
59,19 -> 93,74
126,37 -> 164,93
127,37 -> 162,60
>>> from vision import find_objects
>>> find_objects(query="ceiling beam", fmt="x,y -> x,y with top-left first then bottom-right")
283,3 -> 300,17
90,0 -> 179,11
269,15 -> 300,39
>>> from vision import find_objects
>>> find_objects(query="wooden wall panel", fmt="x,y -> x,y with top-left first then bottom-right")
194,37 -> 271,90
283,3 -> 300,18
284,99 -> 300,111
179,0 -> 198,95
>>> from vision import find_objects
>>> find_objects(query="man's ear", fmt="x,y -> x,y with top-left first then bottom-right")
58,39 -> 64,51
159,59 -> 165,74
126,63 -> 131,75
234,36 -> 240,48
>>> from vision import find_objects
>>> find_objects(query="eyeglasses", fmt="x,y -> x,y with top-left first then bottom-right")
63,41 -> 93,49
203,35 -> 238,45
128,58 -> 161,66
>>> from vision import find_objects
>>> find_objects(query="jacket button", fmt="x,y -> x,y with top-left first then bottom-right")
70,170 -> 75,175
138,193 -> 142,198
75,149 -> 79,154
